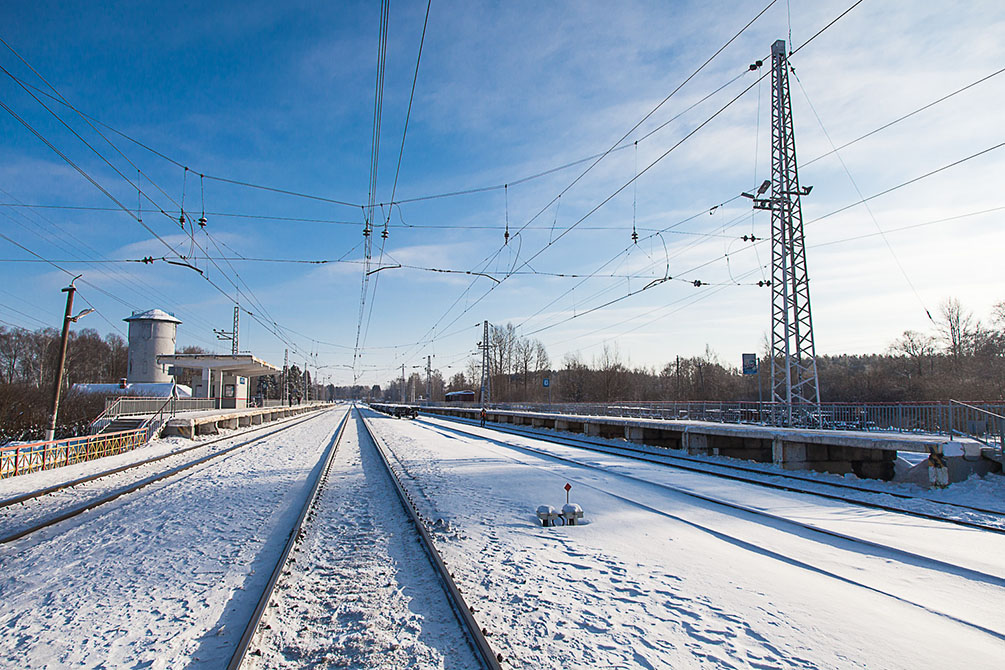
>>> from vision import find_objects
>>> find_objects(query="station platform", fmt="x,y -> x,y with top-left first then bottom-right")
151,403 -> 330,439
373,404 -> 1001,485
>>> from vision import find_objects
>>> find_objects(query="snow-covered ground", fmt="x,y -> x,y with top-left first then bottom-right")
433,413 -> 1005,517
0,414 -> 329,541
366,409 -> 1005,669
248,411 -> 477,669
0,408 -> 330,503
0,408 -> 346,669
2,403 -> 1002,668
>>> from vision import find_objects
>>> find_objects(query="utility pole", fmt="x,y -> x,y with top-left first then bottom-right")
304,359 -> 309,403
400,364 -> 406,403
46,276 -> 93,441
425,355 -> 432,401
748,40 -> 820,426
675,355 -> 681,400
478,320 -> 491,406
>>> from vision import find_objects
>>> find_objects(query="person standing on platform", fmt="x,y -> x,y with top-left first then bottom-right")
480,407 -> 487,427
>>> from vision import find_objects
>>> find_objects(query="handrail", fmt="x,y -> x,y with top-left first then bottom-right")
89,396 -> 125,430
949,399 -> 1005,450
951,399 -> 1005,422
141,395 -> 176,441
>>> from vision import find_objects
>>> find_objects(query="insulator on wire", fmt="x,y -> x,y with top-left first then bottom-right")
631,229 -> 638,244
198,216 -> 207,228
693,280 -> 702,287
179,212 -> 186,228
381,228 -> 388,240
504,229 -> 510,245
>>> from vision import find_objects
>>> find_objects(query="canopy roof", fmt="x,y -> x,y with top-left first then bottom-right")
156,353 -> 280,377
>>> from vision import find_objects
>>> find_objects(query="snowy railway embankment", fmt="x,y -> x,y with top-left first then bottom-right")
1,400 -> 1003,668
0,407 -> 348,668
364,409 -> 1005,669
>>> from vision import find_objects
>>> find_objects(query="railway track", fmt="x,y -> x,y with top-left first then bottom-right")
0,407 -> 333,545
417,413 -> 1005,533
419,417 -> 1005,568
392,415 -> 1005,644
229,407 -> 502,669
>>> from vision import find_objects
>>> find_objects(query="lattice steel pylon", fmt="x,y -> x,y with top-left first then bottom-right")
752,40 -> 821,426
478,320 -> 491,406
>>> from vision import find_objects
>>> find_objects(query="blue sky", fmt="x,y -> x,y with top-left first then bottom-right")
2,0 -> 1004,388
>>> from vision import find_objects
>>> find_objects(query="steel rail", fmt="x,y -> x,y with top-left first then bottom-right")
472,417 -> 1005,518
419,413 -> 1005,534
227,409 -> 352,669
416,417 -> 1005,594
359,409 -> 505,670
0,405 -> 331,511
0,408 -> 334,545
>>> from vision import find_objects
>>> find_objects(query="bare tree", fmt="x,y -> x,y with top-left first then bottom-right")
889,330 -> 936,376
938,297 -> 979,360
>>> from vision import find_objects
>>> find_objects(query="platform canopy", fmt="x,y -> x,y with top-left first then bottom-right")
156,353 -> 280,377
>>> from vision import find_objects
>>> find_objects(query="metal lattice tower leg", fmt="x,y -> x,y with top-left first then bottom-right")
479,320 -> 491,406
232,305 -> 239,356
757,40 -> 821,426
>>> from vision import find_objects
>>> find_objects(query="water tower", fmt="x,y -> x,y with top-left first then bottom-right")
124,309 -> 182,383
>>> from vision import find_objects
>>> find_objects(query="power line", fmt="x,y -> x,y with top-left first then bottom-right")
789,0 -> 865,56
792,68 -> 933,321
390,5 -> 781,371
802,64 -> 1005,169
354,0 -> 391,377
807,140 -> 1005,225
1,41 -> 322,357
359,0 -> 433,372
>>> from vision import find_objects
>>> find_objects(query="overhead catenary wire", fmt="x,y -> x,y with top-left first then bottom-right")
0,0 -> 975,384
376,0 -> 940,377
1,40 -> 322,357
792,68 -> 934,321
359,0 -> 433,374
529,136 -> 1005,346
6,57 -> 998,236
353,0 -> 391,377
390,15 -> 779,370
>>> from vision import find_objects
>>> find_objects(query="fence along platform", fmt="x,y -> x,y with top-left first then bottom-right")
0,429 -> 146,479
376,403 -> 1000,485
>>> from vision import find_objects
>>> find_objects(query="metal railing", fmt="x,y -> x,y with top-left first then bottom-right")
0,428 -> 146,479
948,400 -> 1005,449
417,399 -> 1005,441
101,396 -> 218,418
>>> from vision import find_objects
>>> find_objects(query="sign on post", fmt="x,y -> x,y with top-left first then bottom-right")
742,353 -> 758,375
542,377 -> 550,387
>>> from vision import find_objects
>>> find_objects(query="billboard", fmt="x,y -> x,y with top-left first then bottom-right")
741,353 -> 758,375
